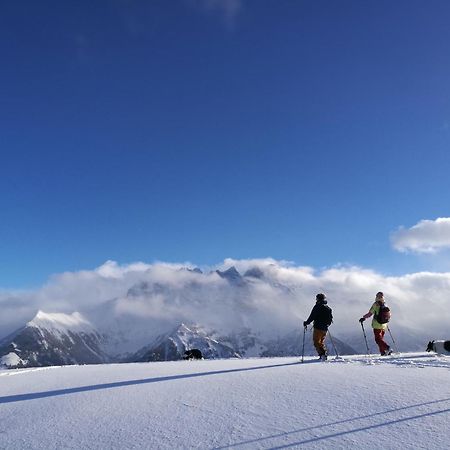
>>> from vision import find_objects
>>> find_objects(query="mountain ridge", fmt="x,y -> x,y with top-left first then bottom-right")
0,309 -> 357,368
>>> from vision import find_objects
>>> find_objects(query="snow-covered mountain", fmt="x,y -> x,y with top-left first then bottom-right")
3,265 -> 415,369
0,311 -> 109,368
0,313 -> 357,369
131,323 -> 240,362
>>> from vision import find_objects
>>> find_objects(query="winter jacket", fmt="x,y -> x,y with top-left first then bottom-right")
304,299 -> 333,331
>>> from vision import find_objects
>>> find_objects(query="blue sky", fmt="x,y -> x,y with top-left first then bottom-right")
1,0 -> 450,288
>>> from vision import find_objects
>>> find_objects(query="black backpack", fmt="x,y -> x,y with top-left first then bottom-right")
319,304 -> 333,326
375,304 -> 391,324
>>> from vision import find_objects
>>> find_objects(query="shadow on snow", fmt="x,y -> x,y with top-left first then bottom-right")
214,397 -> 450,449
0,359 -> 307,404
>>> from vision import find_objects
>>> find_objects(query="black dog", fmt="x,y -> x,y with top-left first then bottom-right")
184,349 -> 203,360
426,340 -> 450,354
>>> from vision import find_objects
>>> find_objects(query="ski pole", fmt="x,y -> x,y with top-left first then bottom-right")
360,321 -> 370,356
301,325 -> 306,363
327,330 -> 339,358
387,326 -> 399,353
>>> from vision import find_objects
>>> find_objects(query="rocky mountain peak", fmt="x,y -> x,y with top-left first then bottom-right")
243,267 -> 265,279
216,266 -> 244,284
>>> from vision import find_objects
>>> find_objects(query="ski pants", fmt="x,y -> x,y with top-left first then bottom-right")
313,328 -> 327,356
373,329 -> 389,354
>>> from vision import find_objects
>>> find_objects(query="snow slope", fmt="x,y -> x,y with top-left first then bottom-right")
27,311 -> 96,334
0,353 -> 449,449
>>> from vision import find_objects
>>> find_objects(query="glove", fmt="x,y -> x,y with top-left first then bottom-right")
359,317 -> 365,323
303,321 -> 308,328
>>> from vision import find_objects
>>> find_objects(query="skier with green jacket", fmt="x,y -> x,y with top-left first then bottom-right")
359,291 -> 392,356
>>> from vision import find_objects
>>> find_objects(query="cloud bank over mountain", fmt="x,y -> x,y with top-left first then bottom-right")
1,258 -> 449,343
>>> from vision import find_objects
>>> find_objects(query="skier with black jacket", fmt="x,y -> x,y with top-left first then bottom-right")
303,293 -> 333,360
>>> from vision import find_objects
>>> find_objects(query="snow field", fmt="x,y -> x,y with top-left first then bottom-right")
0,354 -> 449,449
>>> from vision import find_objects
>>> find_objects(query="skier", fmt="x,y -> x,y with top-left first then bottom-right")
359,291 -> 392,356
303,293 -> 333,360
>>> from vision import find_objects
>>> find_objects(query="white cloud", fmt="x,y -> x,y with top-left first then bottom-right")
391,217 -> 450,253
1,258 -> 450,351
95,260 -> 151,278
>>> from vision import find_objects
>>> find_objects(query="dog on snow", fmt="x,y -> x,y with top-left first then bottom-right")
426,340 -> 450,355
184,349 -> 203,360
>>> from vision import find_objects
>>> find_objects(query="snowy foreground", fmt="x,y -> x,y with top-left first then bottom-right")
0,354 -> 449,449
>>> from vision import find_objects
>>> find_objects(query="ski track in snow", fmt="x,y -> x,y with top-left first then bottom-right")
0,353 -> 449,449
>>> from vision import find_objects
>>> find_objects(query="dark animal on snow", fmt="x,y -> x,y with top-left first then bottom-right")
184,349 -> 203,360
426,340 -> 450,355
